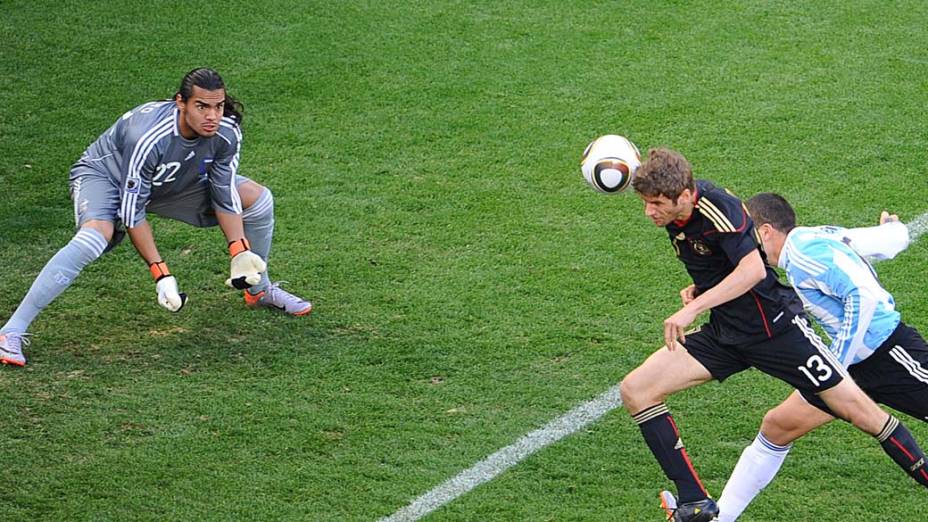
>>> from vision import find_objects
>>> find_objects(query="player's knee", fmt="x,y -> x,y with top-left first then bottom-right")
239,181 -> 270,211
80,220 -> 114,243
819,382 -> 886,435
260,187 -> 274,210
840,405 -> 887,436
619,379 -> 637,412
620,371 -> 658,412
760,409 -> 795,445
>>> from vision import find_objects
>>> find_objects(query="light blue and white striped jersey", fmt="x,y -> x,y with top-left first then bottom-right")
779,223 -> 909,366
71,101 -> 243,228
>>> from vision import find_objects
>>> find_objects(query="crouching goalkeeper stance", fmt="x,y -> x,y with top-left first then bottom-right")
0,67 -> 311,367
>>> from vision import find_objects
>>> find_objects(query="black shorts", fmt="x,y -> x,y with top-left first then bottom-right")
801,322 -> 928,421
684,314 -> 845,395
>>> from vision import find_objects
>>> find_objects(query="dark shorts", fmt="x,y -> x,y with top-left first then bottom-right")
801,322 -> 928,421
684,314 -> 846,395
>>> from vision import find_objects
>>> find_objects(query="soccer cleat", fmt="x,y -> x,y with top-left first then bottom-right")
244,282 -> 313,316
660,490 -> 719,522
0,332 -> 29,367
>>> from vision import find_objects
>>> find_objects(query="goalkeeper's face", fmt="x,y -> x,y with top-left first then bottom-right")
176,86 -> 226,139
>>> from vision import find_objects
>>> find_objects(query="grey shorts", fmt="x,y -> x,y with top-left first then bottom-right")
70,167 -> 252,229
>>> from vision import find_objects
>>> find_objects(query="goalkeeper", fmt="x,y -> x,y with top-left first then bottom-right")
0,68 -> 312,368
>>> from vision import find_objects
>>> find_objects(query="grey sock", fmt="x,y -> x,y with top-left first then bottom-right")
242,188 -> 274,294
2,228 -> 107,333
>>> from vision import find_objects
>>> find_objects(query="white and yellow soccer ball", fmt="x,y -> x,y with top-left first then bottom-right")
580,135 -> 641,194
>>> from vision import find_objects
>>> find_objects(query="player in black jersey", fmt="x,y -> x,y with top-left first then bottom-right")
617,148 -> 928,521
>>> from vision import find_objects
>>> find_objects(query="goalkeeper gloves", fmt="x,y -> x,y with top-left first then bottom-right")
150,261 -> 188,312
226,238 -> 266,290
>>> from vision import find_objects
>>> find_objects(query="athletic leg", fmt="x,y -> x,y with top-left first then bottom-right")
1,221 -> 111,366
237,179 -> 312,315
746,315 -> 928,488
621,345 -> 714,504
1,170 -> 119,366
818,379 -> 928,487
1,220 -> 112,336
237,179 -> 273,293
717,391 -> 833,521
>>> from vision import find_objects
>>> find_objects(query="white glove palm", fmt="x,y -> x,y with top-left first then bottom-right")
156,275 -> 188,312
226,250 -> 267,289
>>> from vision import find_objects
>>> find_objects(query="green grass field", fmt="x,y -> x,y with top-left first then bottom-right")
2,1 -> 927,520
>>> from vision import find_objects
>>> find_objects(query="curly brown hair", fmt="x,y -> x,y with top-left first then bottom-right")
631,148 -> 694,203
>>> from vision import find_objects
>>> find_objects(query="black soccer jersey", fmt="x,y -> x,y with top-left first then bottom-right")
666,180 -> 804,344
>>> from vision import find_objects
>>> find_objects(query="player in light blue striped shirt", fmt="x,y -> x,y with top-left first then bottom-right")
718,193 -> 928,521
779,221 -> 904,366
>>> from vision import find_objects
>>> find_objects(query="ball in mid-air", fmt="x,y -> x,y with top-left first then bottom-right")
580,135 -> 641,194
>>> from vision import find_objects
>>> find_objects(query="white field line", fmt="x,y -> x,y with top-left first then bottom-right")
381,211 -> 928,522
380,385 -> 622,522
907,212 -> 928,242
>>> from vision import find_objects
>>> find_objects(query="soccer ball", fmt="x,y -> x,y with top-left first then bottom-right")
580,135 -> 641,194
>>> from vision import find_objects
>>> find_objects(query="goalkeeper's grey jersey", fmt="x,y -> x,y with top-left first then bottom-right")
71,100 -> 243,228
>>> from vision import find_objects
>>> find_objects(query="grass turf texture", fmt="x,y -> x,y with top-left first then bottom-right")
1,0 -> 927,520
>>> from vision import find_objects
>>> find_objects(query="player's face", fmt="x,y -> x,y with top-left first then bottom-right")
176,86 -> 226,139
755,223 -> 780,265
639,189 -> 694,226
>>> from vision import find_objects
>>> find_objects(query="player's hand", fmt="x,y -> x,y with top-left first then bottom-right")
227,250 -> 267,289
680,284 -> 697,306
664,307 -> 697,351
156,275 -> 188,312
880,211 -> 899,225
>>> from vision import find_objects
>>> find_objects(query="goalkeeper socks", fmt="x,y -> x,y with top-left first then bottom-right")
633,403 -> 708,503
717,432 -> 792,522
877,416 -> 928,487
1,228 -> 107,334
242,188 -> 274,294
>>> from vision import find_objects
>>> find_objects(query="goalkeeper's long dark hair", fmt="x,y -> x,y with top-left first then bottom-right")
175,67 -> 244,124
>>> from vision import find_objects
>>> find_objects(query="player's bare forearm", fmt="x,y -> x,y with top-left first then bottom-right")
663,252 -> 766,349
688,250 -> 766,316
215,209 -> 246,243
126,221 -> 163,265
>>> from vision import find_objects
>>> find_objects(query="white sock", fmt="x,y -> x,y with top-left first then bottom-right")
717,432 -> 792,521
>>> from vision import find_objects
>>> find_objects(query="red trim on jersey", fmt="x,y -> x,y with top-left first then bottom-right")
673,186 -> 700,227
750,290 -> 773,338
667,415 -> 709,496
732,206 -> 750,233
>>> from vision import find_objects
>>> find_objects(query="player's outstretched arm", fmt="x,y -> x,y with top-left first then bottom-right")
842,213 -> 910,261
127,221 -> 187,312
663,250 -> 766,349
225,239 -> 266,290
216,210 -> 266,290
